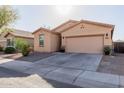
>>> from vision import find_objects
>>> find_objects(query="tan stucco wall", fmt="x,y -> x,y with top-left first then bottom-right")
61,22 -> 113,48
0,32 -> 8,47
50,33 -> 60,52
34,30 -> 51,52
0,41 -> 7,47
34,30 -> 60,52
54,21 -> 77,32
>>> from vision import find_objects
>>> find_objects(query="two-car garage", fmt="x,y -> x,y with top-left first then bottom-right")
60,20 -> 114,54
65,35 -> 104,54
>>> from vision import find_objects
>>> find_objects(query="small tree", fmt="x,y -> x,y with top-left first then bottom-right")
21,44 -> 30,56
0,5 -> 18,33
4,47 -> 16,54
15,38 -> 30,56
15,38 -> 27,51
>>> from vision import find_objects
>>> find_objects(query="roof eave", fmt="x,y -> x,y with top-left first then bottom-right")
81,20 -> 114,28
4,32 -> 13,38
32,27 -> 60,35
60,20 -> 115,33
14,35 -> 34,39
51,20 -> 79,31
4,32 -> 34,39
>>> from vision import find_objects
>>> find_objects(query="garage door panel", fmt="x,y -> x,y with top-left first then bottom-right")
65,36 -> 103,54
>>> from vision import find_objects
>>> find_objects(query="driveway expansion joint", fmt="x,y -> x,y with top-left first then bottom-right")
44,67 -> 60,76
72,70 -> 85,84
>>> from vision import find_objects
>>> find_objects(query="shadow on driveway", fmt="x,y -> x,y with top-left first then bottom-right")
0,67 -> 29,77
0,66 -> 79,88
0,52 -> 55,62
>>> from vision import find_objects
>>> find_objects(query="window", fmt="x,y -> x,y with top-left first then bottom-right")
39,34 -> 44,47
7,39 -> 11,46
7,39 -> 14,46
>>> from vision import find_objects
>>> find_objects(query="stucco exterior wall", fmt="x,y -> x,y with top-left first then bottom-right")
0,41 -> 7,47
34,30 -> 51,52
0,35 -> 7,47
34,29 -> 60,52
61,22 -> 113,47
54,21 -> 77,32
0,32 -> 8,47
50,33 -> 60,52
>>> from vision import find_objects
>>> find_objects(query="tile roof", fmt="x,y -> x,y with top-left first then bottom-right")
59,19 -> 115,33
32,19 -> 115,35
51,20 -> 79,31
5,29 -> 34,39
32,27 -> 60,35
80,19 -> 115,28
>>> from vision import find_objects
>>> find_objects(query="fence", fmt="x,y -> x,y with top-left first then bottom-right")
114,42 -> 124,53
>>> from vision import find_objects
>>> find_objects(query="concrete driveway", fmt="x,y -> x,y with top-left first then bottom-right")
34,53 -> 102,71
0,67 -> 79,88
0,52 -> 106,88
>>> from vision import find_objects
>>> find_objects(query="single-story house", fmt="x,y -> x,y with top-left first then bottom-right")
0,29 -> 34,48
33,19 -> 115,54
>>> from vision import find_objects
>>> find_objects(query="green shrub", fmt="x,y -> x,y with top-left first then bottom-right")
21,44 -> 30,56
104,46 -> 111,55
4,47 -> 16,54
15,38 -> 28,51
15,38 -> 31,56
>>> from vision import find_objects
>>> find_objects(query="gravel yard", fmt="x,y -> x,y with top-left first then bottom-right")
97,53 -> 124,75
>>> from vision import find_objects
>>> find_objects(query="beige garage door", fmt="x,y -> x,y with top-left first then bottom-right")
65,36 -> 104,54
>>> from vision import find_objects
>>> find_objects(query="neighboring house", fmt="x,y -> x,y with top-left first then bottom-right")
0,29 -> 34,48
33,19 -> 115,54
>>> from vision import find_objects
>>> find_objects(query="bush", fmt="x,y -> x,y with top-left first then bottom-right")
4,47 -> 16,54
21,44 -> 30,56
15,38 -> 31,56
104,46 -> 111,55
60,46 -> 65,52
15,38 -> 28,51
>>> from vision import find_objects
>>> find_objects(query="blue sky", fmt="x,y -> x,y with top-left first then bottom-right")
12,5 -> 124,41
